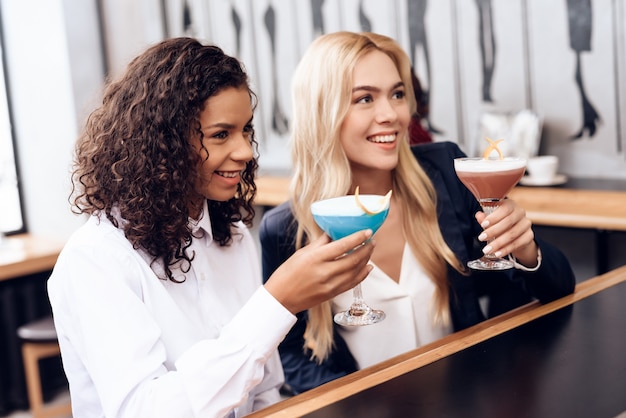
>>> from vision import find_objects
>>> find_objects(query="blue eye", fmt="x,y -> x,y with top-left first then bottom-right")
355,95 -> 373,104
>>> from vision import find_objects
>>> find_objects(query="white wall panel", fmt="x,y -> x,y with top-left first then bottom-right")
77,0 -> 626,178
529,0 -> 626,178
414,1 -> 460,148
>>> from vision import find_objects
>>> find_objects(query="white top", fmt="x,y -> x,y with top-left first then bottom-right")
334,244 -> 452,369
48,204 -> 296,418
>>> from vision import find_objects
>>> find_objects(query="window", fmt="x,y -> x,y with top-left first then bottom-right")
0,27 -> 24,235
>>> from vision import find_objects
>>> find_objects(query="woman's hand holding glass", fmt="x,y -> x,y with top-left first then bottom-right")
264,230 -> 375,315
474,199 -> 540,269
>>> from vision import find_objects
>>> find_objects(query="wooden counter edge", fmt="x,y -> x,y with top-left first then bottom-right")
254,176 -> 626,231
253,176 -> 290,207
0,233 -> 65,281
250,264 -> 626,417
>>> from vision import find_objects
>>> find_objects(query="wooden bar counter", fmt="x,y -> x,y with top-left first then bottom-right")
508,186 -> 626,231
251,264 -> 626,417
254,175 -> 626,231
0,233 -> 65,281
254,176 -> 291,208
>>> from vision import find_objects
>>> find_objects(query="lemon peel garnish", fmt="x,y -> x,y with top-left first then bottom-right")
354,186 -> 392,215
482,137 -> 504,160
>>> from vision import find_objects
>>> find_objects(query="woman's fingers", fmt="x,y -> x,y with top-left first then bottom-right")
264,229 -> 375,314
314,229 -> 373,260
477,200 -> 534,256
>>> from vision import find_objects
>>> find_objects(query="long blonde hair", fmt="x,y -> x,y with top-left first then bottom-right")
290,32 -> 463,362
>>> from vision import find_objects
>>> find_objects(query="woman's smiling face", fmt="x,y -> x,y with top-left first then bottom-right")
192,86 -> 254,202
339,50 -> 411,174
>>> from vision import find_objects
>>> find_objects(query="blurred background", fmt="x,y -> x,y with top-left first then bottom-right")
0,0 -> 624,270
0,2 -> 624,415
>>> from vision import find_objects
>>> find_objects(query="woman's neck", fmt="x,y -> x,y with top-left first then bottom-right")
350,170 -> 394,195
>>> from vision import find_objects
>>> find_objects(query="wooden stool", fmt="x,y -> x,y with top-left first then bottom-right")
17,316 -> 72,418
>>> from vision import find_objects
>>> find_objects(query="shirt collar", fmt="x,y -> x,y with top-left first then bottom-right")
189,200 -> 213,247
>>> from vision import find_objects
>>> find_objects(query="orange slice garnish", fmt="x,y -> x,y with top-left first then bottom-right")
482,137 -> 504,160
354,186 -> 392,215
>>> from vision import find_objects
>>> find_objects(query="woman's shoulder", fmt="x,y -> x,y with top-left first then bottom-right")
56,215 -> 142,269
50,215 -> 150,294
64,214 -> 128,251
410,141 -> 466,164
259,201 -> 295,237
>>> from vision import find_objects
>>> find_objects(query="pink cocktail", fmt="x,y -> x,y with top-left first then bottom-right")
454,157 -> 526,270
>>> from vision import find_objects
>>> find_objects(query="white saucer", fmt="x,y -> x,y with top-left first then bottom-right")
519,174 -> 568,187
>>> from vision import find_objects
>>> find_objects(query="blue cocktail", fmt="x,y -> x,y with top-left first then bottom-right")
311,196 -> 389,240
311,192 -> 390,326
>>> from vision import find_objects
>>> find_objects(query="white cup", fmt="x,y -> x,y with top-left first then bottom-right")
526,155 -> 558,184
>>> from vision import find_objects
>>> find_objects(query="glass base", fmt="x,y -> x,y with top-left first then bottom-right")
334,307 -> 386,326
467,257 -> 514,270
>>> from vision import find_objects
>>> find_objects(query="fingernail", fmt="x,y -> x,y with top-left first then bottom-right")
482,245 -> 492,254
478,232 -> 487,241
494,251 -> 502,257
481,220 -> 490,228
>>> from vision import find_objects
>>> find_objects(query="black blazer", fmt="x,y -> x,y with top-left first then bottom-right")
259,141 -> 576,394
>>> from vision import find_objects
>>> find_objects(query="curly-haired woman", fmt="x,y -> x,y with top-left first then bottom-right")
47,37 -> 374,417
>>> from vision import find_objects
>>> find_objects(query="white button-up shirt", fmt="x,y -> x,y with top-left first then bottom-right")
48,204 -> 296,418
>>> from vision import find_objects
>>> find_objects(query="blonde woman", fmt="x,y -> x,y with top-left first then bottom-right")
260,31 -> 575,394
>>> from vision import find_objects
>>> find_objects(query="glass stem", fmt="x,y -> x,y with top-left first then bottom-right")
353,283 -> 364,304
349,284 -> 370,315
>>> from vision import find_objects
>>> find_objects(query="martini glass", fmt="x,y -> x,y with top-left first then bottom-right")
311,194 -> 390,326
454,157 -> 527,270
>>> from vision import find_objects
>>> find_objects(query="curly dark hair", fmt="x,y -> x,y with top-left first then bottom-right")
71,37 -> 259,281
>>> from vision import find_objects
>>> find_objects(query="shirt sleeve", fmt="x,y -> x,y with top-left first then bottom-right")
48,228 -> 296,418
175,286 -> 295,416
